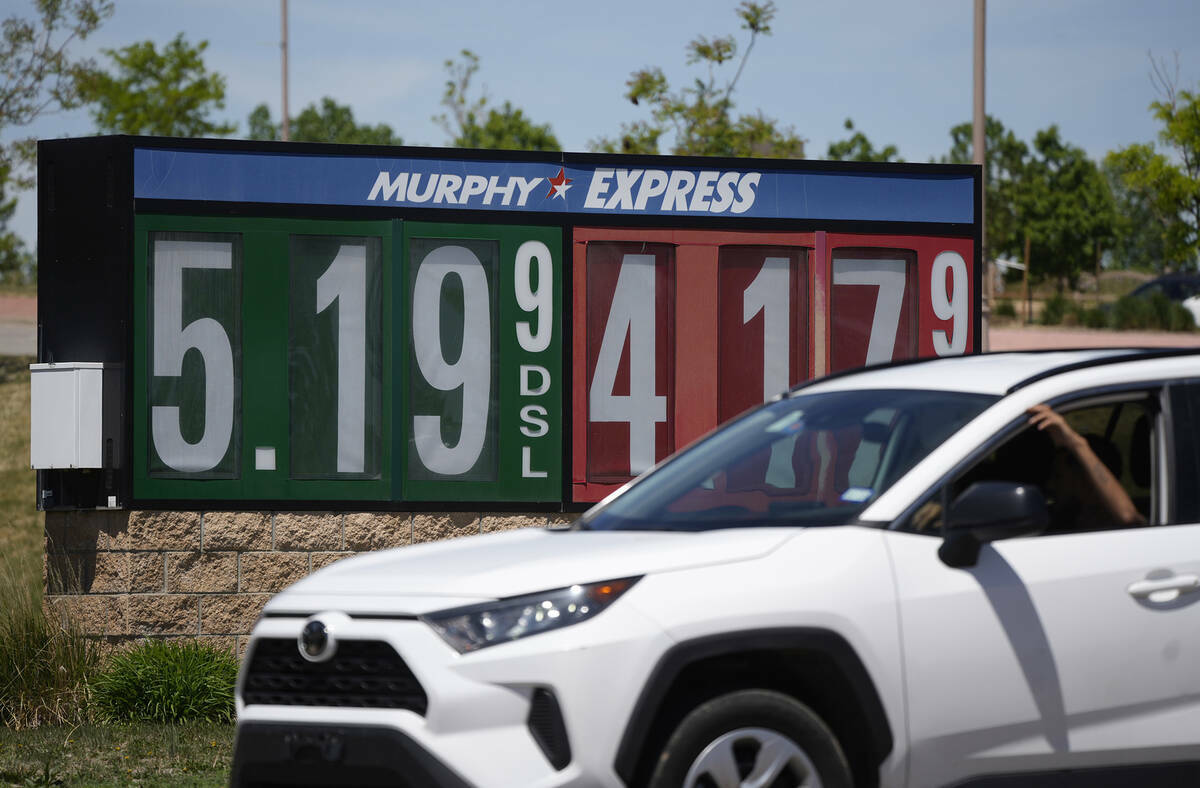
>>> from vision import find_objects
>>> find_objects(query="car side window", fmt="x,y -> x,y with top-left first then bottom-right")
1168,382 -> 1200,524
903,395 -> 1157,536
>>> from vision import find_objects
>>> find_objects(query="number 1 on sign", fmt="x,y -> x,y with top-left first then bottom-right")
744,256 -> 790,400
590,254 -> 666,474
315,244 -> 367,473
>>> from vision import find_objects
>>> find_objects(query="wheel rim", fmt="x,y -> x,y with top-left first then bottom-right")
682,727 -> 822,788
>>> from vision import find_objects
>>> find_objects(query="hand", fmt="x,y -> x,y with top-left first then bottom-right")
1026,404 -> 1079,449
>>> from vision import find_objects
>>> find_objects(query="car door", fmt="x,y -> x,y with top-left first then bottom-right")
886,386 -> 1200,787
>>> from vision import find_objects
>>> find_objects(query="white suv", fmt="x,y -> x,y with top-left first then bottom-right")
231,350 -> 1200,788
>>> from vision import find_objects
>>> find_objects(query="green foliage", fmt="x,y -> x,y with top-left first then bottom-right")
945,118 -> 1115,291
1105,58 -> 1200,272
0,558 -> 99,729
1104,154 -> 1173,272
0,0 -> 112,273
75,33 -> 234,137
944,115 -> 1030,261
91,639 -> 237,724
826,118 -> 900,162
593,2 -> 803,158
436,50 -> 559,151
993,299 -> 1017,319
1110,292 -> 1195,332
0,0 -> 113,182
1019,126 -> 1116,291
248,97 -> 401,145
0,159 -> 34,287
1038,293 -> 1070,325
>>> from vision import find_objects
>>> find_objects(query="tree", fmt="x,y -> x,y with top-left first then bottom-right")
1017,126 -> 1116,291
1103,154 -> 1172,272
74,33 -> 233,137
826,119 -> 899,162
593,1 -> 803,158
1105,57 -> 1200,271
247,97 -> 401,145
1,0 -> 113,180
0,159 -> 34,286
435,50 -> 559,151
944,115 -> 1031,261
0,0 -> 111,282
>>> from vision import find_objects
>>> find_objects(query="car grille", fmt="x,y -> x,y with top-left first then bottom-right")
242,638 -> 428,713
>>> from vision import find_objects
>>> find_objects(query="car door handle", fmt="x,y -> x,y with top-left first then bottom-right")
1127,574 -> 1200,602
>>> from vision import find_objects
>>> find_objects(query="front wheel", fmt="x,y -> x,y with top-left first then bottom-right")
648,689 -> 852,788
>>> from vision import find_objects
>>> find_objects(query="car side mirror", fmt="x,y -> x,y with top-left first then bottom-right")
938,481 -> 1049,568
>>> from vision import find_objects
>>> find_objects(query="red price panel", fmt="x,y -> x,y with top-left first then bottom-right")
718,247 -> 808,423
825,234 -> 975,372
573,229 -> 815,502
582,241 -> 675,484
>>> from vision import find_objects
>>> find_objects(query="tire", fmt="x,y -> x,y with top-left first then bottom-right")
647,689 -> 853,788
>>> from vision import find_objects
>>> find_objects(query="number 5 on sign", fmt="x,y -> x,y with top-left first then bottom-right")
150,236 -> 238,475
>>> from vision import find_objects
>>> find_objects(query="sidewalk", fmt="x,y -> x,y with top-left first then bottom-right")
989,323 -> 1200,351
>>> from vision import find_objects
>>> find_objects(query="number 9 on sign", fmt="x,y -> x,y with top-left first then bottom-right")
409,238 -> 497,480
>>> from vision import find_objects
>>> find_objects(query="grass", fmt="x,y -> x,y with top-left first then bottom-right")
0,357 -> 236,782
0,282 -> 36,298
0,722 -> 232,786
0,357 -> 98,731
0,357 -> 40,590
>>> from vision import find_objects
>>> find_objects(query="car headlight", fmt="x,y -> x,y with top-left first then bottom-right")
420,577 -> 640,653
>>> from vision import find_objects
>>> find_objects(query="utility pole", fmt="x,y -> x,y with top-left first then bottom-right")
974,0 -> 987,350
281,0 -> 290,141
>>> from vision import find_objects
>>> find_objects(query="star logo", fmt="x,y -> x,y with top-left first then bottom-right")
546,167 -> 573,201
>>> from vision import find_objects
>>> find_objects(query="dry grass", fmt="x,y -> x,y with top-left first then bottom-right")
0,356 -> 236,779
0,357 -> 102,730
0,357 -> 39,583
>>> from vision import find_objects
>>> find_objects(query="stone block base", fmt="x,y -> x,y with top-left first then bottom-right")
45,509 -> 575,646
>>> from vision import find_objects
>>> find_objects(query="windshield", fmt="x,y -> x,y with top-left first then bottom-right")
579,389 -> 997,532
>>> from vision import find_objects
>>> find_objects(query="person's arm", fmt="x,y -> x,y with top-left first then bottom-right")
1026,405 -> 1145,527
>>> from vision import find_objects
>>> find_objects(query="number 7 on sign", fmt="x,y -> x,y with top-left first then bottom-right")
832,259 -> 907,366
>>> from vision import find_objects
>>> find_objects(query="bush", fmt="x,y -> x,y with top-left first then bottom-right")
1080,306 -> 1109,329
1110,293 -> 1196,332
0,558 -> 100,729
1039,294 -> 1070,325
993,300 -> 1017,319
90,639 -> 237,724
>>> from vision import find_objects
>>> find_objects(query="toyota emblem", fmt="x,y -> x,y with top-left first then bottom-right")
298,619 -> 336,662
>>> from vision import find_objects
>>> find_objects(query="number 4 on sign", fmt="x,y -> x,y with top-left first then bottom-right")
590,254 -> 667,475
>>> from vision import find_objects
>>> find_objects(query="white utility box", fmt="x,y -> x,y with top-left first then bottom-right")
30,362 -> 106,469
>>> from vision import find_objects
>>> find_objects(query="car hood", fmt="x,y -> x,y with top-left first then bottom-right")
269,526 -> 798,614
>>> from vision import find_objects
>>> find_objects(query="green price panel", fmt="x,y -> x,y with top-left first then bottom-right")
400,222 -> 561,502
133,215 -> 394,502
132,215 -> 560,505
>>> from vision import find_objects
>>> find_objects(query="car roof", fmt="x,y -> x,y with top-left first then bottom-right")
796,349 -> 1190,397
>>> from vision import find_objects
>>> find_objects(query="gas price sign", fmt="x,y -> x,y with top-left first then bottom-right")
36,138 -> 979,509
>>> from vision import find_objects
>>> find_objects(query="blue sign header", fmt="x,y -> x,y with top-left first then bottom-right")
134,147 -> 974,225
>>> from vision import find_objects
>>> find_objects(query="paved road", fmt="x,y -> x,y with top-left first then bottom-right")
0,295 -> 35,356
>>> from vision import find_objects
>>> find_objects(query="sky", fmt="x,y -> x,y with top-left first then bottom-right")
4,0 -> 1200,247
